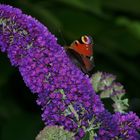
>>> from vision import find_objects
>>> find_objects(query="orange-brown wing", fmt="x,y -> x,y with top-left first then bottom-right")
81,56 -> 95,75
70,43 -> 93,57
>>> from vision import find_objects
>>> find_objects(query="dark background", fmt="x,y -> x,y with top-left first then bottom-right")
0,0 -> 140,140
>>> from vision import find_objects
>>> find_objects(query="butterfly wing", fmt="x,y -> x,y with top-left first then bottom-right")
66,48 -> 86,72
65,35 -> 94,76
81,56 -> 95,76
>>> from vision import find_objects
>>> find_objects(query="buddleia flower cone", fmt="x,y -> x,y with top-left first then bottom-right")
0,4 -> 104,139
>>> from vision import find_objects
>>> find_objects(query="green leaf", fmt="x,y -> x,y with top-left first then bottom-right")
82,132 -> 90,140
91,72 -> 102,92
112,98 -> 129,113
100,89 -> 112,98
36,126 -> 74,140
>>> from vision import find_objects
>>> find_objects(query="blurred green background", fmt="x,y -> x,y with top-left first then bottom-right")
0,0 -> 140,140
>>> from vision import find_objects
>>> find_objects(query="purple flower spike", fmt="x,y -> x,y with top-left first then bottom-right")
113,112 -> 140,140
0,4 -> 104,137
96,111 -> 140,140
95,110 -> 119,140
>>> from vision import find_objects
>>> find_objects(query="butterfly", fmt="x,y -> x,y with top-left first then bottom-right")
66,35 -> 95,76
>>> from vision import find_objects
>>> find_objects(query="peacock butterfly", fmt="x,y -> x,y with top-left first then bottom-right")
66,35 -> 95,76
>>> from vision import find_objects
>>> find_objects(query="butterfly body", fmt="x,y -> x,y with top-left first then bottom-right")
66,35 -> 94,76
